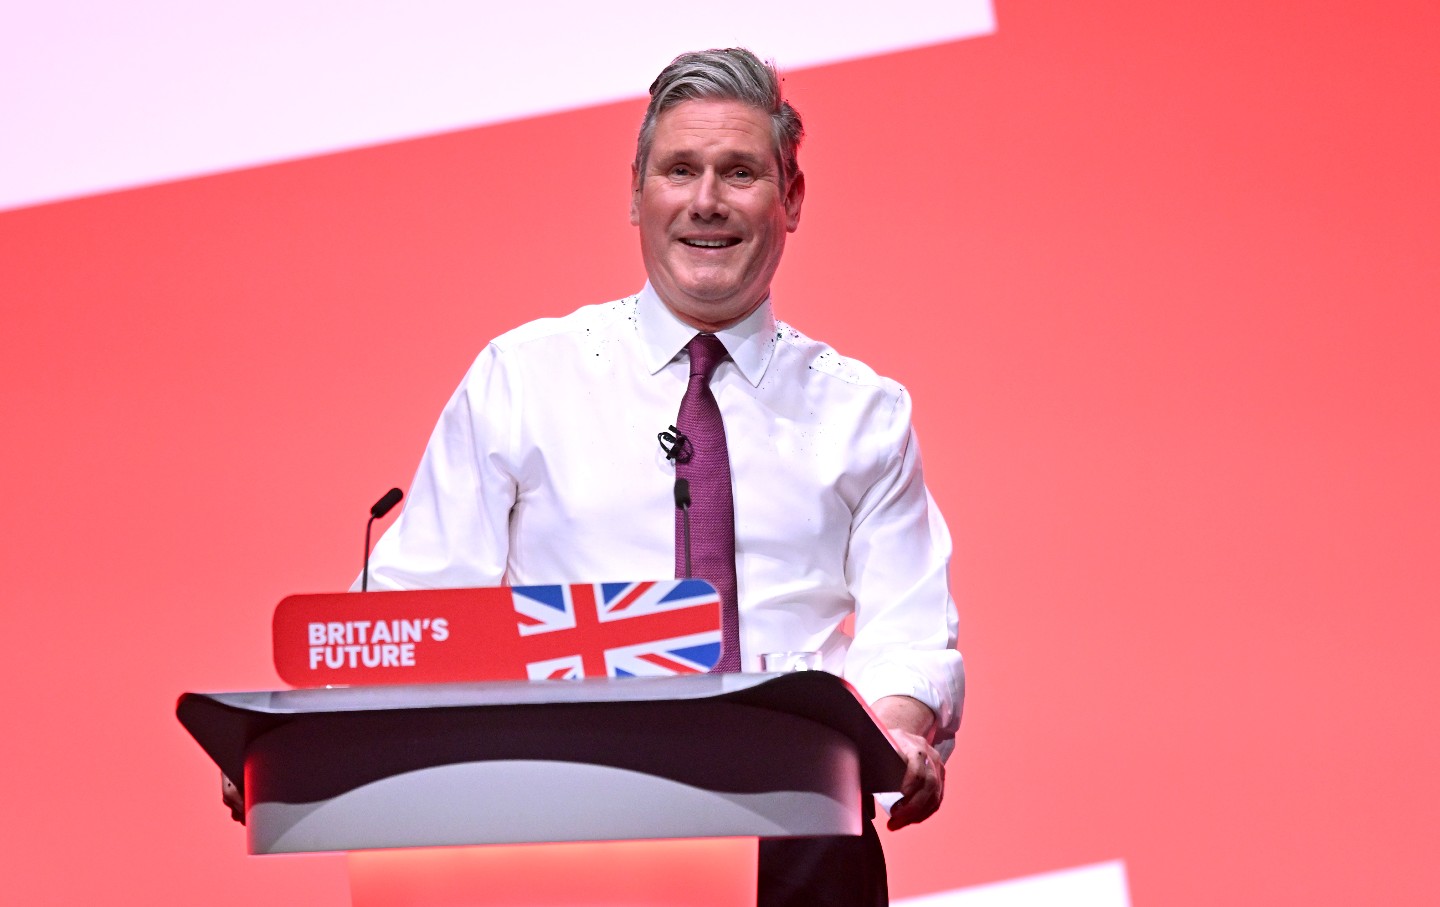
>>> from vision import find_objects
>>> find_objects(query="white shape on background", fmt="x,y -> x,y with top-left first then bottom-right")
893,860 -> 1131,907
0,1 -> 995,212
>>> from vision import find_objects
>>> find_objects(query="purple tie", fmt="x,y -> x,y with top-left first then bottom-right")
675,334 -> 741,672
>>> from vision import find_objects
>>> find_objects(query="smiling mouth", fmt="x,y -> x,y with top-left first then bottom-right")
680,238 -> 741,248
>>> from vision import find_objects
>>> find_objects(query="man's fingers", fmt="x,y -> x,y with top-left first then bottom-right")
887,785 -> 939,830
889,750 -> 943,830
882,723 -> 946,830
221,772 -> 245,824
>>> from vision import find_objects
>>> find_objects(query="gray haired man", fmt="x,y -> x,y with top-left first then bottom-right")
364,47 -> 964,906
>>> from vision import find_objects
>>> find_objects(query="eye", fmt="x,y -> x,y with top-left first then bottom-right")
668,164 -> 694,178
731,168 -> 753,181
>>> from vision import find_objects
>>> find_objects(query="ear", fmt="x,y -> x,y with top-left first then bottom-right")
784,170 -> 806,232
629,163 -> 642,226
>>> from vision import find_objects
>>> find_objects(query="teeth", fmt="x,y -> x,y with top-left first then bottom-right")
683,238 -> 736,248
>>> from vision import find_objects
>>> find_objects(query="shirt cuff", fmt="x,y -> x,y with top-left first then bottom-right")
850,653 -> 964,757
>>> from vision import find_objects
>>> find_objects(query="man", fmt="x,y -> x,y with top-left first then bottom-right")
362,48 -> 962,906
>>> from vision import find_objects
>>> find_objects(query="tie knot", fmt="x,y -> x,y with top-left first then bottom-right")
686,334 -> 729,382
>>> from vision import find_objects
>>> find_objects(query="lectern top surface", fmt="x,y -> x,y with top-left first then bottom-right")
177,672 -> 906,795
198,671 -> 767,714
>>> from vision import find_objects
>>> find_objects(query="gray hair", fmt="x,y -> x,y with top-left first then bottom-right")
635,48 -> 804,188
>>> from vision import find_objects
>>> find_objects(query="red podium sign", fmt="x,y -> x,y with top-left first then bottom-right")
273,580 -> 722,687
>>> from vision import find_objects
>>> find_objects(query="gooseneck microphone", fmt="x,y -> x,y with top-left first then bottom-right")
362,487 -> 404,592
674,477 -> 692,578
371,487 -> 404,519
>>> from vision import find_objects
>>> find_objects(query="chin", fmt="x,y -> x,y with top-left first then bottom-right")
682,285 -> 742,304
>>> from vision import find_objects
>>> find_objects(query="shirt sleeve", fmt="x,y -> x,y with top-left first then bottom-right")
842,387 -> 965,756
355,344 -> 518,591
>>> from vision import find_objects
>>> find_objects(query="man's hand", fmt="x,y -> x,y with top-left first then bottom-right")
872,695 -> 944,831
221,772 -> 244,824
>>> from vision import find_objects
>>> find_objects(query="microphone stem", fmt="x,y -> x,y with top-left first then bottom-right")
363,515 -> 376,592
682,508 -> 692,579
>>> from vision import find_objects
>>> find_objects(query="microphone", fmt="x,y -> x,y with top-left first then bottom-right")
362,487 -> 404,592
658,425 -> 690,463
371,487 -> 404,519
674,477 -> 692,579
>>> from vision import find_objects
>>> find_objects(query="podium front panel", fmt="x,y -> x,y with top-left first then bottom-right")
246,700 -> 860,853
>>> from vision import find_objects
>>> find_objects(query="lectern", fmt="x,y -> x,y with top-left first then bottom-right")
178,671 -> 906,907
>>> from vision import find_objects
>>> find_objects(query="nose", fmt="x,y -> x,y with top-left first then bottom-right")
689,169 -> 728,220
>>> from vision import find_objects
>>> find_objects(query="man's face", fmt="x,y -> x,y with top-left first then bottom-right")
631,99 -> 805,332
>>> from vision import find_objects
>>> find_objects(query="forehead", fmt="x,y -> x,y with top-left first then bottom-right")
648,99 -> 776,163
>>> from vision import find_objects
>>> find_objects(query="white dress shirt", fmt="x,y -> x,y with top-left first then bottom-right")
363,284 -> 964,747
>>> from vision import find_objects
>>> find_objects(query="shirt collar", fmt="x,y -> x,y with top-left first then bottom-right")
636,282 -> 777,387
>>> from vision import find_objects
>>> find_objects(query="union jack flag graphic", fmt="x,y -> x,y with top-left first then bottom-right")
512,580 -> 722,679
524,654 -> 585,681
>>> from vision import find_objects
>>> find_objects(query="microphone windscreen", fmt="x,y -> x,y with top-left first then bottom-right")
370,487 -> 404,519
674,477 -> 691,509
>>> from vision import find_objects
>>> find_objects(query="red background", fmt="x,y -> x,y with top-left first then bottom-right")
2,2 -> 1437,903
